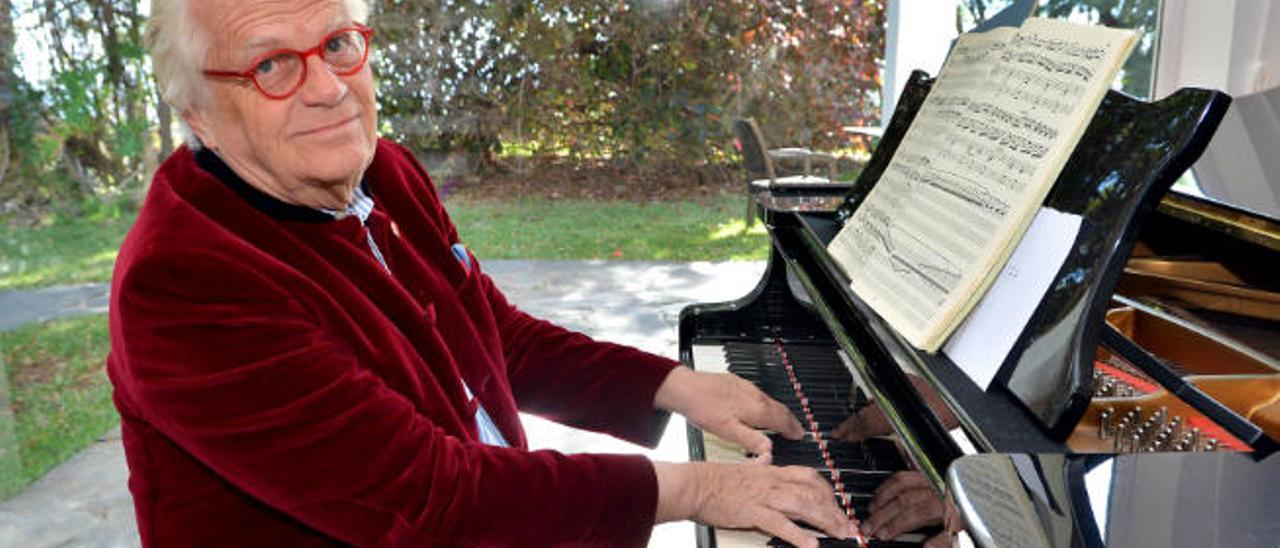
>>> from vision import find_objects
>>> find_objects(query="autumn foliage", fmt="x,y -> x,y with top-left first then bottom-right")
371,0 -> 886,168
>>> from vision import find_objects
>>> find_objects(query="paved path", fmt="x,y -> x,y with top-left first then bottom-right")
0,259 -> 765,547
0,283 -> 110,331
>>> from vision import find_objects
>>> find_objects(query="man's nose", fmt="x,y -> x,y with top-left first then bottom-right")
297,55 -> 347,105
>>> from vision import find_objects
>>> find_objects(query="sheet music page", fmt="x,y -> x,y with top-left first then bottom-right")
827,18 -> 1136,351
943,207 -> 1082,388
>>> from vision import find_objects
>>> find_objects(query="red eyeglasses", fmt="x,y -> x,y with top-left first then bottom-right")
202,24 -> 374,100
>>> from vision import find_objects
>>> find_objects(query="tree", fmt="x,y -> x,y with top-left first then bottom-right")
0,0 -> 14,185
371,0 -> 885,169
961,0 -> 1161,97
31,0 -> 154,201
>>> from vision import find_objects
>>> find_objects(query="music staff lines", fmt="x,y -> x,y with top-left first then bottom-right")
1011,33 -> 1108,61
877,181 -> 984,263
934,106 -> 1050,159
856,209 -> 961,310
896,161 -> 1011,217
1002,50 -> 1095,82
906,128 -> 1033,193
991,64 -> 1082,107
931,96 -> 1059,141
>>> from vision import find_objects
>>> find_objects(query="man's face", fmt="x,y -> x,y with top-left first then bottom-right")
185,0 -> 377,208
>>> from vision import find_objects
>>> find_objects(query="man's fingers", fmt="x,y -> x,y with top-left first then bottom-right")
831,405 -> 893,442
829,415 -> 862,441
768,471 -> 855,541
875,495 -> 942,539
755,511 -> 819,548
871,471 -> 930,512
779,466 -> 829,490
866,487 -> 944,540
862,495 -> 900,534
720,421 -> 774,457
740,386 -> 804,439
855,405 -> 890,437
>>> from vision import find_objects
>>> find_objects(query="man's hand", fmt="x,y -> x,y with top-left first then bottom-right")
654,461 -> 856,548
655,366 -> 804,457
863,471 -> 960,548
829,404 -> 891,442
830,374 -> 959,443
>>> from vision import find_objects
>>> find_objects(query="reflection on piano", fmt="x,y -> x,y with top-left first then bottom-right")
947,452 -> 1280,547
681,71 -> 1280,546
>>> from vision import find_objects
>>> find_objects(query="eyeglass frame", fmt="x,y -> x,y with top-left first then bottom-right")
201,24 -> 374,100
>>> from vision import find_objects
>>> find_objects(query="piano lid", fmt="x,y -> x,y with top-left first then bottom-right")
947,452 -> 1280,548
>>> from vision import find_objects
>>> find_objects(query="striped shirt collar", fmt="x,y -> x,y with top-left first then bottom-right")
319,184 -> 375,224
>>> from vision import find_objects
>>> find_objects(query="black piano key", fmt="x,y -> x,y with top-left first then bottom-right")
820,470 -> 892,496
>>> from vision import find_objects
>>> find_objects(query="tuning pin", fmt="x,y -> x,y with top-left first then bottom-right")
1154,432 -> 1170,451
1191,427 -> 1202,450
1205,438 -> 1219,452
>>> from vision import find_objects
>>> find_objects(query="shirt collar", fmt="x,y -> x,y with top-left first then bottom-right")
319,184 -> 375,224
195,148 -> 373,223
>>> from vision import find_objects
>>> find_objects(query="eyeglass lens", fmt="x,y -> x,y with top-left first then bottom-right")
255,29 -> 368,96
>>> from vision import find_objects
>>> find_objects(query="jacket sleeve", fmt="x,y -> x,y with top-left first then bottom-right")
111,248 -> 658,547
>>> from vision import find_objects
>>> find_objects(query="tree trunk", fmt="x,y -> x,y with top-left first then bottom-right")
0,0 -> 16,186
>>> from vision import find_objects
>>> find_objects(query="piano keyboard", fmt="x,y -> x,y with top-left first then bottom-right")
689,341 -> 920,548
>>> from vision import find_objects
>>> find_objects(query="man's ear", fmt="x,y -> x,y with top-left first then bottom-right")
182,108 -> 218,150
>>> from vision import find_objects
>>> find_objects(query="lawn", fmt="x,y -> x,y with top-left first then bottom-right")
0,192 -> 768,498
0,214 -> 136,292
0,314 -> 115,499
0,194 -> 768,293
450,196 -> 769,261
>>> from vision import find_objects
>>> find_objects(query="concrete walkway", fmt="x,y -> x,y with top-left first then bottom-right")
0,283 -> 110,331
0,259 -> 765,547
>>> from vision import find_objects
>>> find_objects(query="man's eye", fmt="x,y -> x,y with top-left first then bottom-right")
325,36 -> 349,53
256,58 -> 276,74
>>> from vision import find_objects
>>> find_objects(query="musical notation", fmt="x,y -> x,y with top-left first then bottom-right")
828,18 -> 1137,351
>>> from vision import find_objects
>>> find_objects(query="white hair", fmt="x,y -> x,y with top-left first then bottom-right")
147,0 -> 371,148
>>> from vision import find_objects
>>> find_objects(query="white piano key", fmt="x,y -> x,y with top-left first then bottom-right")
691,343 -> 731,374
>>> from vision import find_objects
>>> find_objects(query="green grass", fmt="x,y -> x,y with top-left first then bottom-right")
0,314 -> 115,499
0,214 -> 135,292
449,195 -> 769,261
0,195 -> 768,292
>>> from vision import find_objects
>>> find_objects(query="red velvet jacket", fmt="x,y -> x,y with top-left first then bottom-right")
107,140 -> 679,546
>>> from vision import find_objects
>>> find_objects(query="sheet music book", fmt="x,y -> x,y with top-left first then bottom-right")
827,18 -> 1137,352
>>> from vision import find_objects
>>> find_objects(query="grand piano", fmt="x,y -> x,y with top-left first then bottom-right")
679,70 -> 1280,547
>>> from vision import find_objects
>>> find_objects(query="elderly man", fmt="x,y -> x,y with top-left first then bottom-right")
108,0 -> 858,546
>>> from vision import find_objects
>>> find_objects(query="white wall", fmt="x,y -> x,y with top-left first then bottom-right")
1155,0 -> 1280,98
1157,0 -> 1280,216
881,0 -> 958,125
